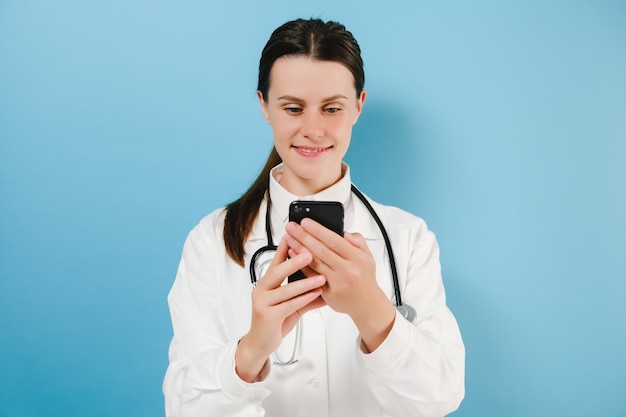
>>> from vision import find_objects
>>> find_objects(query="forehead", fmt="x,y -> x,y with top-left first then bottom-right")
267,56 -> 356,100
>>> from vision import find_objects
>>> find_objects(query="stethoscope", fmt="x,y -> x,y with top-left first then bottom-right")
249,184 -> 417,365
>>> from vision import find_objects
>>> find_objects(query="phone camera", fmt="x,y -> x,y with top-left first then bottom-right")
294,205 -> 302,214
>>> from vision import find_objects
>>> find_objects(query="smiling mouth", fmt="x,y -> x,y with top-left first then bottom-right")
292,146 -> 333,154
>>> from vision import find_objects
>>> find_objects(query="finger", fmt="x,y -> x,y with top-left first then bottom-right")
257,239 -> 312,290
285,220 -> 345,269
285,232 -> 306,253
288,248 -> 319,277
343,231 -> 368,250
285,230 -> 330,276
291,296 -> 327,323
268,237 -> 289,267
299,295 -> 327,314
266,275 -> 326,306
286,234 -> 332,277
301,217 -> 346,247
281,292 -> 327,332
274,286 -> 324,319
285,236 -> 323,275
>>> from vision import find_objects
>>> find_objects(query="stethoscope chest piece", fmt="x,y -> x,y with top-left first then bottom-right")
396,304 -> 417,324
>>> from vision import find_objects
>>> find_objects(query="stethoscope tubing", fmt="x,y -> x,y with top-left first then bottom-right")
248,185 -> 417,365
348,185 -> 403,307
250,185 -> 405,308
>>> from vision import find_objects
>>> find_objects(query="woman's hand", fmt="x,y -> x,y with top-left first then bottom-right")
284,218 -> 396,352
235,237 -> 326,382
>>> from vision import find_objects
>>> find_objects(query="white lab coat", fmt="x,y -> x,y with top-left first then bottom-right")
163,165 -> 465,416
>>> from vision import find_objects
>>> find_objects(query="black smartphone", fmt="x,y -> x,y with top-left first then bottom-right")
287,200 -> 344,282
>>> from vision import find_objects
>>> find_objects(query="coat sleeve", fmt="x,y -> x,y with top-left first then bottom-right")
357,213 -> 465,416
162,213 -> 270,417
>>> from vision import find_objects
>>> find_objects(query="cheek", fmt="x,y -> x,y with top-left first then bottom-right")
328,117 -> 354,139
270,116 -> 298,139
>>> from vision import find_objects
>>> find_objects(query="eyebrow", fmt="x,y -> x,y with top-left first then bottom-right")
275,94 -> 349,103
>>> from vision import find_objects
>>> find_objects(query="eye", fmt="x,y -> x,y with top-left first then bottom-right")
324,107 -> 341,114
284,107 -> 302,114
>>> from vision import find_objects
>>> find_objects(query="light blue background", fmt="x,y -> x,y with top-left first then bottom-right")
1,1 -> 624,416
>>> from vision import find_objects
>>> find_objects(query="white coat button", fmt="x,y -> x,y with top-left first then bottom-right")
308,378 -> 319,388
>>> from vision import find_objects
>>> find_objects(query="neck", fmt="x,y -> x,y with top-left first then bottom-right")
276,166 -> 344,197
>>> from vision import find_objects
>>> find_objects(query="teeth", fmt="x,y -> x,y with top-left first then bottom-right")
298,147 -> 326,153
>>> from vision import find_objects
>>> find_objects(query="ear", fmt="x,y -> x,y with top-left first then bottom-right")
352,90 -> 367,125
257,91 -> 271,124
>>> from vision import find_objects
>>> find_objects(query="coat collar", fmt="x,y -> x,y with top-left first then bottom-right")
248,163 -> 381,244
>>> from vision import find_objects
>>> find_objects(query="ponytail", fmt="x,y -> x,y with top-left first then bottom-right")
223,147 -> 282,266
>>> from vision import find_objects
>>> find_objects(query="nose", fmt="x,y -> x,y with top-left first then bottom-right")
302,112 -> 324,139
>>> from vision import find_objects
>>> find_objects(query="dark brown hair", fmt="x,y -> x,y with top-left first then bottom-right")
223,18 -> 365,266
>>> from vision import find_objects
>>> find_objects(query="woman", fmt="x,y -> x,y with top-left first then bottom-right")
163,18 -> 464,417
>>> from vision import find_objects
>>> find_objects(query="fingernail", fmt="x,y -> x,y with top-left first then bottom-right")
312,275 -> 325,285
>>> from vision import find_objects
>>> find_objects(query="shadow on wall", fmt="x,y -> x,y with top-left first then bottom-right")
345,98 -> 431,212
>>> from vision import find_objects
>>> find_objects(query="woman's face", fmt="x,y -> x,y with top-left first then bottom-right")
259,56 -> 366,196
